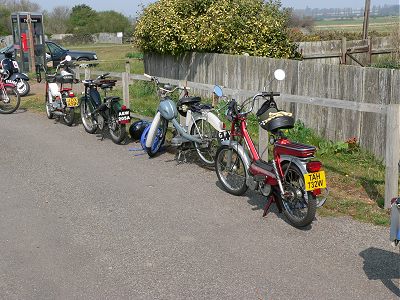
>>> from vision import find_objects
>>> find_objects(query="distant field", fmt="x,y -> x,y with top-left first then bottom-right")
70,43 -> 144,74
314,16 -> 399,34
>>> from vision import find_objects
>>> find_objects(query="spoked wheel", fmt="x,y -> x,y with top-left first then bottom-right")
109,113 -> 126,144
146,117 -> 167,157
190,118 -> 221,166
45,92 -> 54,119
281,163 -> 317,228
80,99 -> 97,134
0,85 -> 20,114
63,107 -> 75,126
215,145 -> 248,196
16,80 -> 30,97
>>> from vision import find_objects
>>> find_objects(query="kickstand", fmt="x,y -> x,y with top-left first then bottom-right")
263,195 -> 276,217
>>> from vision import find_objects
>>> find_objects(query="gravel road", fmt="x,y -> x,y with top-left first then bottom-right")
0,110 -> 398,299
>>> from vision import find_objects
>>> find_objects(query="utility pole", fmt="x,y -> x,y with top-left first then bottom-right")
362,0 -> 371,40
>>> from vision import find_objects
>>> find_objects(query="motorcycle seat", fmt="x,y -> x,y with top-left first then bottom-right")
100,84 -> 114,90
178,96 -> 201,105
105,96 -> 120,103
190,102 -> 212,113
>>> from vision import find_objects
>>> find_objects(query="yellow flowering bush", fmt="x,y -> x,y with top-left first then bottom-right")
134,0 -> 301,58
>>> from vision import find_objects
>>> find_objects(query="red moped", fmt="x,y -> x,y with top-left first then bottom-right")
214,69 -> 327,227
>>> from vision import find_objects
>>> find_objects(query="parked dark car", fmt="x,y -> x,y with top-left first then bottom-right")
0,41 -> 98,66
45,41 -> 98,66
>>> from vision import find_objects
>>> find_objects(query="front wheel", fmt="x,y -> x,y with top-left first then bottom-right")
0,85 -> 20,114
281,163 -> 317,228
215,145 -> 248,196
190,118 -> 221,166
16,80 -> 30,97
63,107 -> 75,126
146,117 -> 167,157
80,99 -> 97,134
45,91 -> 53,119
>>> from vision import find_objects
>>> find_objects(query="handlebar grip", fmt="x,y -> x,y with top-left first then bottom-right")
262,91 -> 280,97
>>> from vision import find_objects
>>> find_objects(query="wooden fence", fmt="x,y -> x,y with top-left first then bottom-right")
74,55 -> 400,209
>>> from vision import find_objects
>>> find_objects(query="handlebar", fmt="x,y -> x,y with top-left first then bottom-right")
144,73 -> 190,97
226,91 -> 281,119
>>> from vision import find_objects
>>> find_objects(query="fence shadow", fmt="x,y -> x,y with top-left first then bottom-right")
359,247 -> 400,297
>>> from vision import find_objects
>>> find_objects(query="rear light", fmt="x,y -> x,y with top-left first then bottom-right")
307,161 -> 322,172
222,122 -> 226,130
121,105 -> 127,110
391,197 -> 400,205
69,92 -> 75,97
311,189 -> 321,196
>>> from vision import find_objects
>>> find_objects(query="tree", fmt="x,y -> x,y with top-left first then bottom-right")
95,11 -> 131,34
67,4 -> 97,34
134,0 -> 300,58
0,0 -> 41,35
43,6 -> 71,35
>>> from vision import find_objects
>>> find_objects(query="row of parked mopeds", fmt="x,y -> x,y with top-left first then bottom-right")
34,55 -> 399,241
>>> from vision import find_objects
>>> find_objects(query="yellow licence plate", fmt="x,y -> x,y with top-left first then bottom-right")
304,171 -> 326,191
66,97 -> 79,107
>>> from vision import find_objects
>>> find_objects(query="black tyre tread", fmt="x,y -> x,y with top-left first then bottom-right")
63,107 -> 75,126
80,100 -> 97,134
281,163 -> 317,228
0,86 -> 20,114
215,145 -> 248,196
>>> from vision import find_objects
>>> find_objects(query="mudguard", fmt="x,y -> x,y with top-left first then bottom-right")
390,198 -> 400,246
220,140 -> 252,174
146,112 -> 162,148
191,111 -> 225,132
280,155 -> 308,175
9,73 -> 29,81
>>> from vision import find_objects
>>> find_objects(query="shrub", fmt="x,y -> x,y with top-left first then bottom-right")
134,0 -> 301,59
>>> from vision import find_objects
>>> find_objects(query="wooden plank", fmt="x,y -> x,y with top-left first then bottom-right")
384,104 -> 400,208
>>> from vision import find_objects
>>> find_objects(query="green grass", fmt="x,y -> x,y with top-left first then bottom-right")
314,16 -> 399,34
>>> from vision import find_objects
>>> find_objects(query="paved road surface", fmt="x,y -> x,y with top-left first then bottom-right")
0,111 -> 399,299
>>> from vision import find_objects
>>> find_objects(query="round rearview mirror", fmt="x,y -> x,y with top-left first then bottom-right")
65,55 -> 72,62
213,85 -> 223,97
274,69 -> 285,81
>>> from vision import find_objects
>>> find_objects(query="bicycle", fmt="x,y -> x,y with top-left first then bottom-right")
0,68 -> 20,114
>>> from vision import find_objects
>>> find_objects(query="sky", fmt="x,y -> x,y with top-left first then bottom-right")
32,0 -> 400,17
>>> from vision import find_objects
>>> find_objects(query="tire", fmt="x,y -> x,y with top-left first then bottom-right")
63,107 -> 75,126
16,80 -> 30,97
0,85 -> 20,114
281,163 -> 317,228
146,117 -> 167,157
109,111 -> 127,144
190,118 -> 221,166
45,91 -> 53,119
215,145 -> 248,196
80,99 -> 97,134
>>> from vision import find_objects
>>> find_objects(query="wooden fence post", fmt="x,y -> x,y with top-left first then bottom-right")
84,67 -> 91,80
341,37 -> 347,64
384,104 -> 400,208
122,72 -> 130,109
125,61 -> 131,74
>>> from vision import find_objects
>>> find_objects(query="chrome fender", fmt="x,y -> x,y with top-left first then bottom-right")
220,140 -> 252,175
146,112 -> 162,148
280,155 -> 308,175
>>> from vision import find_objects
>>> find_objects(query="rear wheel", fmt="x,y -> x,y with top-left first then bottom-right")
109,111 -> 126,144
281,163 -> 317,228
80,99 -> 97,134
0,85 -> 20,114
190,118 -> 221,166
146,118 -> 167,157
63,107 -> 75,126
215,145 -> 248,196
